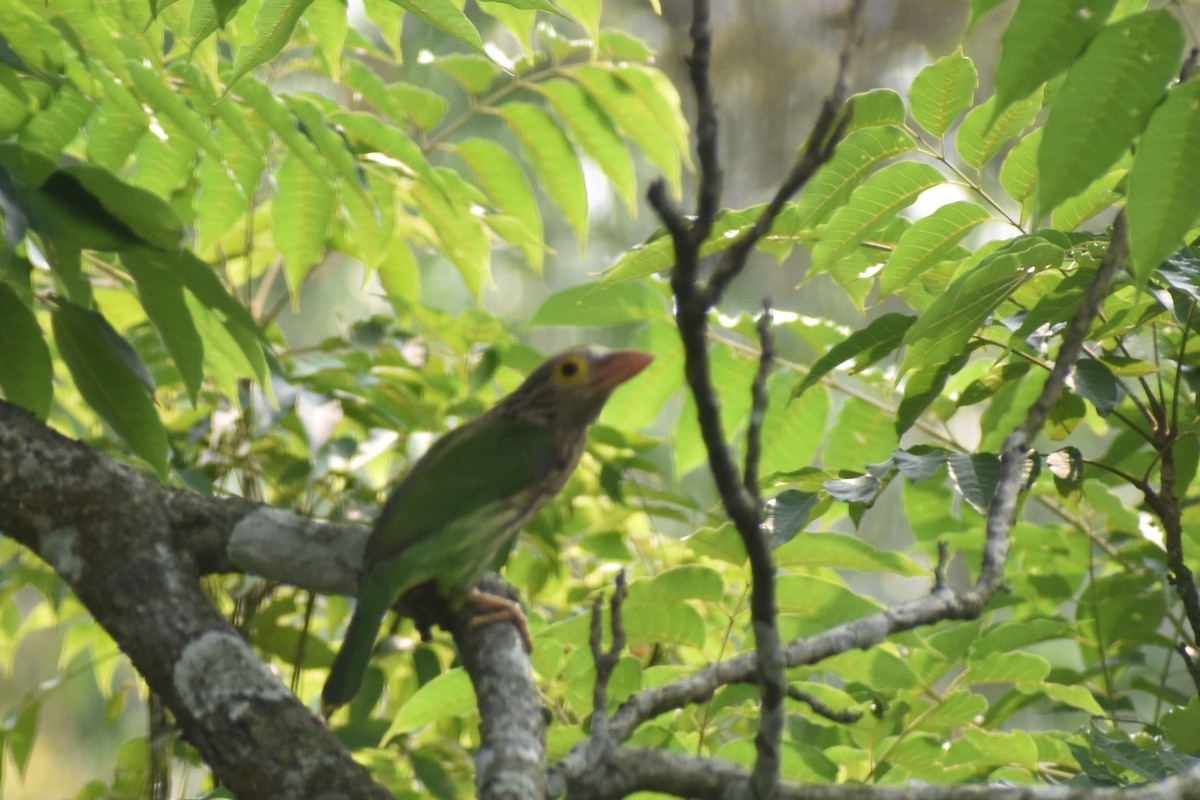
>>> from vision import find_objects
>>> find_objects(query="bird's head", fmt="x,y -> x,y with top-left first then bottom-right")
498,346 -> 654,430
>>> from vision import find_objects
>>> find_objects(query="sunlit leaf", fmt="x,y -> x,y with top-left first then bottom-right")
498,102 -> 588,247
881,201 -> 991,295
993,0 -> 1117,115
1038,10 -> 1184,212
1127,78 -> 1200,285
811,162 -> 944,274
795,126 -> 915,229
528,280 -> 666,327
389,0 -> 486,54
228,0 -> 317,86
909,47 -> 977,138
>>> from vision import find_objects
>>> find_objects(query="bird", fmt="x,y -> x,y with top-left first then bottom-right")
321,345 -> 654,713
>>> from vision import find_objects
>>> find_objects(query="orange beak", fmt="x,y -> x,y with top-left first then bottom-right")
589,350 -> 654,393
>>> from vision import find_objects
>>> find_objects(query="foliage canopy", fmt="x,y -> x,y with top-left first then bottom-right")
2,0 -> 1200,797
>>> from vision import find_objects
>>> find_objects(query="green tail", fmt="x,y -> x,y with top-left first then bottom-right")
322,591 -> 388,713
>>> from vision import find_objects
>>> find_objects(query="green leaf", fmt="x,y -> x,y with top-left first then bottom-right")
795,126 -> 915,228
0,283 -> 52,418
969,0 -> 1010,29
128,62 -> 219,158
433,53 -> 500,95
498,102 -> 587,247
917,691 -> 992,736
417,170 -> 491,298
993,0 -> 1117,115
1073,357 -> 1120,416
954,89 -> 1042,170
775,531 -> 927,577
792,313 -> 915,398
455,138 -> 543,271
229,0 -> 317,86
959,361 -> 1032,407
765,490 -> 821,547
306,0 -> 349,77
0,145 -> 140,252
947,452 -> 1000,515
896,355 -> 967,436
776,575 -> 883,622
909,47 -> 977,137
965,650 -> 1051,683
881,201 -> 991,295
334,110 -> 435,181
527,280 -> 666,327
971,618 -> 1071,658
845,88 -> 906,133
51,300 -> 169,476
236,78 -> 329,179
1038,10 -> 1184,213
285,95 -> 368,198
824,397 -> 898,470
1003,127 -> 1041,212
1031,682 -> 1106,715
384,668 -> 476,740
893,446 -> 948,482
274,150 -> 335,296
17,84 -> 92,158
901,237 -> 1063,376
1049,167 -> 1124,231
810,162 -> 944,274
538,78 -> 637,213
760,376 -> 829,478
172,250 -> 267,384
824,469 -> 885,505
569,66 -> 682,196
1046,446 -> 1084,495
603,204 -> 768,287
555,0 -> 600,41
1127,78 -> 1200,284
7,701 -> 38,778
626,565 -> 724,604
1051,393 -> 1089,443
622,600 -> 706,649
389,0 -> 485,53
613,65 -> 691,165
122,249 -> 206,404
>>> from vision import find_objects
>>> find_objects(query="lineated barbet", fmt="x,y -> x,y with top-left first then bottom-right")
321,345 -> 653,712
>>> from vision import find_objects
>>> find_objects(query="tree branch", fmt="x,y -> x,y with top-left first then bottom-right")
647,2 -> 867,798
0,399 -> 546,799
0,401 -> 390,799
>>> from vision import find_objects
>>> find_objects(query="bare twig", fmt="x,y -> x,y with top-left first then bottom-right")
648,3 -> 868,798
743,302 -> 774,503
786,686 -> 863,725
590,570 -> 629,745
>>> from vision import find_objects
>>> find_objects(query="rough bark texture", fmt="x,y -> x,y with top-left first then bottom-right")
0,401 -> 388,799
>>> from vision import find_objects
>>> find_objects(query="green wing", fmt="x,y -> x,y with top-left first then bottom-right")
365,413 -> 556,567
323,415 -> 555,712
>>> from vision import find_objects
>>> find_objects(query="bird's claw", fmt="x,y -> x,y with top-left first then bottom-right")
466,588 -> 533,653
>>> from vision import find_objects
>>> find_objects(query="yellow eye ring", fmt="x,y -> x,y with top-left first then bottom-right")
555,355 -> 589,386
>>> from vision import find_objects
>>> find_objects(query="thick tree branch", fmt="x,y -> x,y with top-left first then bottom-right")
558,745 -> 1200,800
0,401 -> 389,799
0,399 -> 544,799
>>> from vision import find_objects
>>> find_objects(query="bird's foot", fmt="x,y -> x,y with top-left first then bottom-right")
465,588 -> 533,652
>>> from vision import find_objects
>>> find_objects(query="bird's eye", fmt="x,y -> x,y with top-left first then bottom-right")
555,356 -> 588,386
